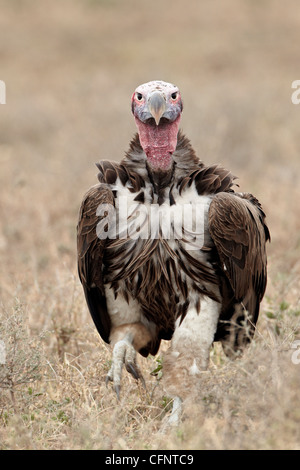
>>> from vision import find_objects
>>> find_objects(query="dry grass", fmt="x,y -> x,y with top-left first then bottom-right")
0,0 -> 300,450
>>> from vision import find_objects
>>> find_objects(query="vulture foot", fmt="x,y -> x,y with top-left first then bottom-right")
105,338 -> 145,398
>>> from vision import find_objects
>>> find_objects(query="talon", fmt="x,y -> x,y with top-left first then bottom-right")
105,374 -> 113,386
126,362 -> 147,390
139,374 -> 146,390
126,362 -> 140,380
114,384 -> 121,400
105,364 -> 114,386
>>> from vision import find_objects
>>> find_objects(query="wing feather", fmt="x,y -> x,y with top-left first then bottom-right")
77,184 -> 115,343
209,192 -> 269,300
209,192 -> 270,353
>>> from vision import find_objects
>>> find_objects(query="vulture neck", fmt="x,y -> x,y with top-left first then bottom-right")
135,116 -> 181,172
123,130 -> 200,196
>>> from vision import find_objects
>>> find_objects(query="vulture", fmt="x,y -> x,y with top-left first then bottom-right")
77,80 -> 270,424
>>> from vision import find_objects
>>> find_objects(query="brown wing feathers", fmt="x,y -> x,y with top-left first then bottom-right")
178,164 -> 236,196
96,159 -> 145,193
77,184 -> 115,343
209,192 -> 269,300
209,192 -> 270,351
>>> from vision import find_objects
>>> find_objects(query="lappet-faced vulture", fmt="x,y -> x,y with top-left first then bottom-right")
77,80 -> 270,424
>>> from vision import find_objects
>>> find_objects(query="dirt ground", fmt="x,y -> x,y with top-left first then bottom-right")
0,0 -> 300,449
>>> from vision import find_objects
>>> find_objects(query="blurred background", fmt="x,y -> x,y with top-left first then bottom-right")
1,0 -> 300,290
0,0 -> 300,449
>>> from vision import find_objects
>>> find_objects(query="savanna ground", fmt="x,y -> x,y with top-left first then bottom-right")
0,0 -> 300,450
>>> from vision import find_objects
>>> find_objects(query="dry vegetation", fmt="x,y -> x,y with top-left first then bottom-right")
0,0 -> 300,450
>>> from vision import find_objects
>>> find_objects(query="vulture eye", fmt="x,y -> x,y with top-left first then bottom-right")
136,92 -> 143,101
171,92 -> 178,100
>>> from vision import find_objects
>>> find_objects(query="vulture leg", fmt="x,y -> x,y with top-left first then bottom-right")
162,296 -> 221,425
107,322 -> 151,397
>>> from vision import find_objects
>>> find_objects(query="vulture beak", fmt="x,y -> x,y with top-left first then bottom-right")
148,92 -> 166,126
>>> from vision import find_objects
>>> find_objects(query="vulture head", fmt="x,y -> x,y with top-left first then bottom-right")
131,80 -> 183,171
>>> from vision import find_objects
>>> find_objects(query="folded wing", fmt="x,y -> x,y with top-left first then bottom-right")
209,192 -> 270,354
77,184 -> 115,344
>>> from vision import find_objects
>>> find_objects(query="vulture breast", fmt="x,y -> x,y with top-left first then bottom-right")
101,176 -> 221,343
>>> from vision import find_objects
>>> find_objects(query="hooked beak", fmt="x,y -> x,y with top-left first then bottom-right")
147,92 -> 166,126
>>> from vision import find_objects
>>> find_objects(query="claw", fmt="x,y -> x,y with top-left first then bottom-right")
105,363 -> 114,387
137,373 -> 147,390
125,362 -> 140,380
105,374 -> 113,386
114,384 -> 121,400
126,361 -> 147,390
140,375 -> 146,390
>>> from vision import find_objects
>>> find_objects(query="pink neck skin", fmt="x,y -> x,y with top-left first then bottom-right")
135,116 -> 180,171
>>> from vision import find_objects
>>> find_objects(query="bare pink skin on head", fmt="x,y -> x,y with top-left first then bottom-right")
132,80 -> 183,171
134,116 -> 180,170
